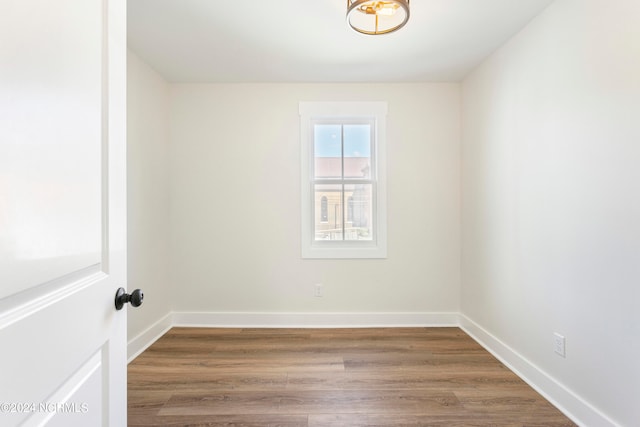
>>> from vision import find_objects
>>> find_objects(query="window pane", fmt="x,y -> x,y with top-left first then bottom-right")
344,184 -> 373,241
344,124 -> 371,179
314,184 -> 343,241
320,196 -> 328,222
314,124 -> 341,179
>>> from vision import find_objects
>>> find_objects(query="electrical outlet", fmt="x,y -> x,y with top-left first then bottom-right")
314,283 -> 324,297
553,333 -> 566,357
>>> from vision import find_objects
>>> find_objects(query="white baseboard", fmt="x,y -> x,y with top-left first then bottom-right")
127,312 -> 173,362
459,314 -> 619,427
171,311 -> 460,328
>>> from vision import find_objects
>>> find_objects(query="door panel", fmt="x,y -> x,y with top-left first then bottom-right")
0,0 -> 127,425
44,351 -> 103,427
0,0 -> 103,299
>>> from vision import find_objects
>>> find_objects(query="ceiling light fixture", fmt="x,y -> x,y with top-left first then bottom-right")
346,0 -> 410,35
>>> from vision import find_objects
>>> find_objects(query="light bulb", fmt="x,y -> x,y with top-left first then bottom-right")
358,1 -> 397,16
377,3 -> 399,16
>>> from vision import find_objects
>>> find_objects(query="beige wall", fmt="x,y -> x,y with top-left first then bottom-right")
126,50 -> 172,342
461,1 -> 640,425
168,83 -> 461,313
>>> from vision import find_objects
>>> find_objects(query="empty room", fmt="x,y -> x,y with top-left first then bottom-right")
1,0 -> 637,426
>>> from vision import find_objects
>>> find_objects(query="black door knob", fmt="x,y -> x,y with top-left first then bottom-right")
115,287 -> 144,310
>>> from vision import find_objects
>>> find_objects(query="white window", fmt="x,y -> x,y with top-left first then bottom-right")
300,102 -> 387,259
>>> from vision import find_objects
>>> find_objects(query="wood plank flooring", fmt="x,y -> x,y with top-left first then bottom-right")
128,327 -> 576,426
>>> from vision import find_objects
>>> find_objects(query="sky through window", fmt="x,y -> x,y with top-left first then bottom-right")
314,124 -> 371,158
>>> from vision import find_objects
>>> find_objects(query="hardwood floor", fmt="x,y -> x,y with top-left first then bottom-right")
128,327 -> 576,426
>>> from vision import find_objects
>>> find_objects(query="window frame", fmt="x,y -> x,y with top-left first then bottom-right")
299,101 -> 388,259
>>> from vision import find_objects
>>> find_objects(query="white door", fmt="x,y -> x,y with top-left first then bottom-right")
0,0 -> 128,426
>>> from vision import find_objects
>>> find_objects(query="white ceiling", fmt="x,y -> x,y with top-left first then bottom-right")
127,0 -> 555,83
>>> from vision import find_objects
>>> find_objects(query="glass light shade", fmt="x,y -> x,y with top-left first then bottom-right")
346,0 -> 410,35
